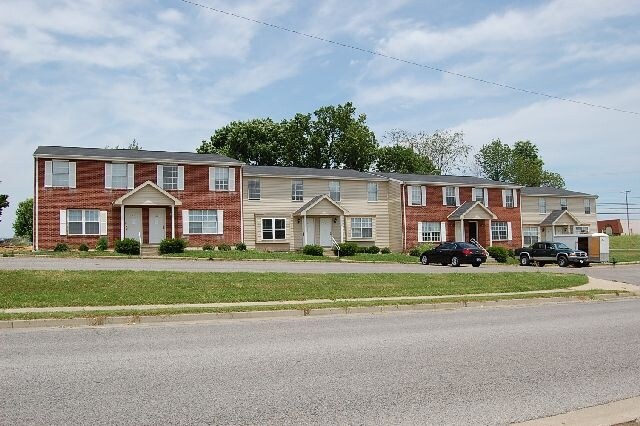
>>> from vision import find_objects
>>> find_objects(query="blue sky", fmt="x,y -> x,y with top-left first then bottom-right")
1,0 -> 639,236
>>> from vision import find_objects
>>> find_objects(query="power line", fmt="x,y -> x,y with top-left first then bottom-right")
178,0 -> 640,117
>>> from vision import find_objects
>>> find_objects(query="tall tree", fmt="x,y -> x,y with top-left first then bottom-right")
375,145 -> 438,174
474,139 -> 512,181
0,194 -> 8,222
13,198 -> 33,240
389,129 -> 470,174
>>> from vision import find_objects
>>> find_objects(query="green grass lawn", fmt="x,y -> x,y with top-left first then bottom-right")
610,250 -> 640,263
610,235 -> 640,250
165,249 -> 336,262
0,270 -> 587,309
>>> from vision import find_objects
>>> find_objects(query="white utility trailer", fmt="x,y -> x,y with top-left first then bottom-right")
553,232 -> 609,263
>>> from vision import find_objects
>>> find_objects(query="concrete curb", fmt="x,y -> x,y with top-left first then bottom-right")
1,293 -> 637,330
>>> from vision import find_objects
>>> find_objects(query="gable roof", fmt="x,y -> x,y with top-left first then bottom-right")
34,146 -> 243,166
521,186 -> 596,198
447,201 -> 497,220
113,181 -> 182,206
540,210 -> 580,226
245,165 -> 386,181
376,172 -> 520,188
293,194 -> 348,215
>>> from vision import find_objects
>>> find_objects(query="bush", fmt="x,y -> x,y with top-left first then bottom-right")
487,246 -> 509,263
53,243 -> 69,252
78,243 -> 89,252
95,237 -> 108,251
115,238 -> 140,255
333,242 -> 359,256
202,243 -> 214,251
366,245 -> 380,254
235,242 -> 247,251
303,244 -> 324,256
381,247 -> 391,254
159,238 -> 187,254
218,243 -> 231,251
408,243 -> 434,257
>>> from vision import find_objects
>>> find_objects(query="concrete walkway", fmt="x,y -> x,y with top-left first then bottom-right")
3,277 -> 636,315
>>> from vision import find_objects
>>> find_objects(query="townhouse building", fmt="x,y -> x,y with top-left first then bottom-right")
33,146 -> 243,250
520,187 -> 598,245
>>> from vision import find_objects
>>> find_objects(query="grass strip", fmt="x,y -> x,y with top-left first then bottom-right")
0,270 -> 587,309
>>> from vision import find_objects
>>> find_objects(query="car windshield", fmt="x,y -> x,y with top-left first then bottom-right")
553,243 -> 570,250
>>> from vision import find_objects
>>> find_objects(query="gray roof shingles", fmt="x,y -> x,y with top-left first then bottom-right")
375,172 -> 518,187
245,165 -> 385,180
521,186 -> 595,197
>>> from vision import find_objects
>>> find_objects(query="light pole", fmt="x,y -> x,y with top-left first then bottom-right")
624,190 -> 631,235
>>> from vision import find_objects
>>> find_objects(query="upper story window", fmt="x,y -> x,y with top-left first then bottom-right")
291,180 -> 304,201
248,178 -> 261,200
473,188 -> 485,205
52,160 -> 70,187
411,186 -> 423,205
560,198 -> 568,210
111,163 -> 128,189
539,198 -> 547,214
584,199 -> 591,214
367,182 -> 378,202
214,167 -> 229,191
329,180 -> 341,202
504,189 -> 514,208
68,209 -> 99,235
163,165 -> 179,190
445,187 -> 456,207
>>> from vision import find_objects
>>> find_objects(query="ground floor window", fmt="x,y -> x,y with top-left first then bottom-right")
68,209 -> 99,235
420,222 -> 441,242
575,225 -> 589,234
189,210 -> 218,234
262,218 -> 286,240
491,221 -> 508,241
351,217 -> 373,238
523,226 -> 539,246
554,225 -> 572,235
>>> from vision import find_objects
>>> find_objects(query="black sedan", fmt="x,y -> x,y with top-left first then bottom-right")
420,242 -> 487,267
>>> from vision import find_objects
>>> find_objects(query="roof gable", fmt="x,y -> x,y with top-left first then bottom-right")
114,181 -> 182,206
293,194 -> 348,216
540,210 -> 580,226
448,201 -> 497,220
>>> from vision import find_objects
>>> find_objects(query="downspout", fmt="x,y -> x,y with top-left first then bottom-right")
34,158 -> 38,251
239,165 -> 244,243
401,183 -> 407,252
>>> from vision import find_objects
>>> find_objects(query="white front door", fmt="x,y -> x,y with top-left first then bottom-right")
149,208 -> 166,244
320,218 -> 332,247
125,208 -> 142,241
305,218 -> 315,245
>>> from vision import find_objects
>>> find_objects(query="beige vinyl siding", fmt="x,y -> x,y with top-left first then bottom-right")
521,195 -> 598,232
121,186 -> 174,205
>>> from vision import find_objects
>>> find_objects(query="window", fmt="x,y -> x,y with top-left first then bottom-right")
188,210 -> 218,234
329,181 -> 341,201
575,225 -> 589,234
111,163 -> 128,189
411,186 -> 422,205
445,187 -> 456,207
215,167 -> 229,191
163,165 -> 179,190
248,179 -> 261,200
262,218 -> 286,240
367,182 -> 378,202
560,198 -> 568,210
584,199 -> 591,214
420,222 -> 441,242
474,188 -> 485,205
504,189 -> 514,208
523,226 -> 539,246
52,160 -> 70,187
68,209 -> 99,235
351,217 -> 373,239
539,198 -> 547,214
555,225 -> 572,235
491,221 -> 508,241
291,180 -> 303,201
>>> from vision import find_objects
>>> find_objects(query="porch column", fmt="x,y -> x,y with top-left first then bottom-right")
303,214 -> 308,246
339,215 -> 345,243
120,205 -> 125,240
489,220 -> 493,247
171,205 -> 175,239
460,218 -> 465,241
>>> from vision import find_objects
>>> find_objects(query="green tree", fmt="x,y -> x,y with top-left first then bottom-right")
389,129 -> 470,174
106,139 -> 142,150
13,198 -> 33,240
375,145 -> 438,174
0,194 -> 8,222
474,139 -> 512,181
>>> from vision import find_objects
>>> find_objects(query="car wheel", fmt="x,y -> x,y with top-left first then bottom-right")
536,261 -> 545,267
472,262 -> 481,267
520,255 -> 531,266
557,256 -> 568,267
420,254 -> 429,265
450,256 -> 460,267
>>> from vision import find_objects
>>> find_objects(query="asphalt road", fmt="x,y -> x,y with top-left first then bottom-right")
2,299 -> 640,425
1,256 -> 639,286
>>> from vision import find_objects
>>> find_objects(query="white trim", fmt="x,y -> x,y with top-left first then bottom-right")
442,187 -> 447,206
68,162 -> 76,188
507,222 -> 513,241
127,163 -> 135,189
407,186 -> 414,206
104,163 -> 112,189
417,222 -> 422,242
228,167 -> 236,192
99,211 -> 108,235
421,186 -> 427,206
113,180 -> 182,206
440,221 -> 447,242
454,187 -> 460,206
239,167 -> 244,242
209,167 -> 215,191
59,210 -> 67,236
44,160 -> 52,187
157,165 -> 163,187
501,189 -> 507,207
402,185 -> 407,251
120,205 -> 125,240
217,210 -> 224,235
182,209 -> 189,235
34,159 -> 39,250
177,166 -> 184,190
513,189 -> 518,207
483,188 -> 489,207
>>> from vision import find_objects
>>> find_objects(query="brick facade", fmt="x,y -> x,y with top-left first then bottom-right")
35,158 -> 242,250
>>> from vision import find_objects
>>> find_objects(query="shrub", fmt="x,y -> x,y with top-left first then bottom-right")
53,243 -> 69,252
95,237 -> 108,251
115,238 -> 140,255
381,247 -> 391,254
303,244 -> 324,256
366,245 -> 380,254
235,242 -> 247,251
202,243 -> 214,251
78,243 -> 89,252
333,242 -> 359,256
159,238 -> 187,254
218,243 -> 231,251
487,246 -> 509,263
408,243 -> 434,257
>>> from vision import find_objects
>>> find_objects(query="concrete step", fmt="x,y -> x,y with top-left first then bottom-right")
140,245 -> 159,257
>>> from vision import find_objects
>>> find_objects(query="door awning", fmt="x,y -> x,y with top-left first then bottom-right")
113,180 -> 182,206
293,194 -> 348,216
447,201 -> 497,220
540,210 -> 580,226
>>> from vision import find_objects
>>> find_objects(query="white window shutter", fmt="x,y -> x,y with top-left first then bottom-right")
157,165 -> 163,187
177,166 -> 184,190
471,188 -> 477,201
454,187 -> 460,206
513,189 -> 518,207
502,190 -> 507,207
127,164 -> 135,189
421,186 -> 427,206
440,221 -> 447,242
483,188 -> 489,206
209,167 -> 215,191
182,209 -> 189,235
228,168 -> 236,192
99,211 -> 108,235
217,210 -> 224,234
44,161 -> 53,187
507,222 -> 513,240
418,222 -> 422,242
59,210 -> 67,235
442,187 -> 447,205
105,163 -> 112,189
406,186 -> 413,206
68,162 -> 76,188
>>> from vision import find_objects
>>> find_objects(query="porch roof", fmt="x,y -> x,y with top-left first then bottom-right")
540,210 -> 580,226
447,201 -> 497,220
113,180 -> 182,206
293,194 -> 348,216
